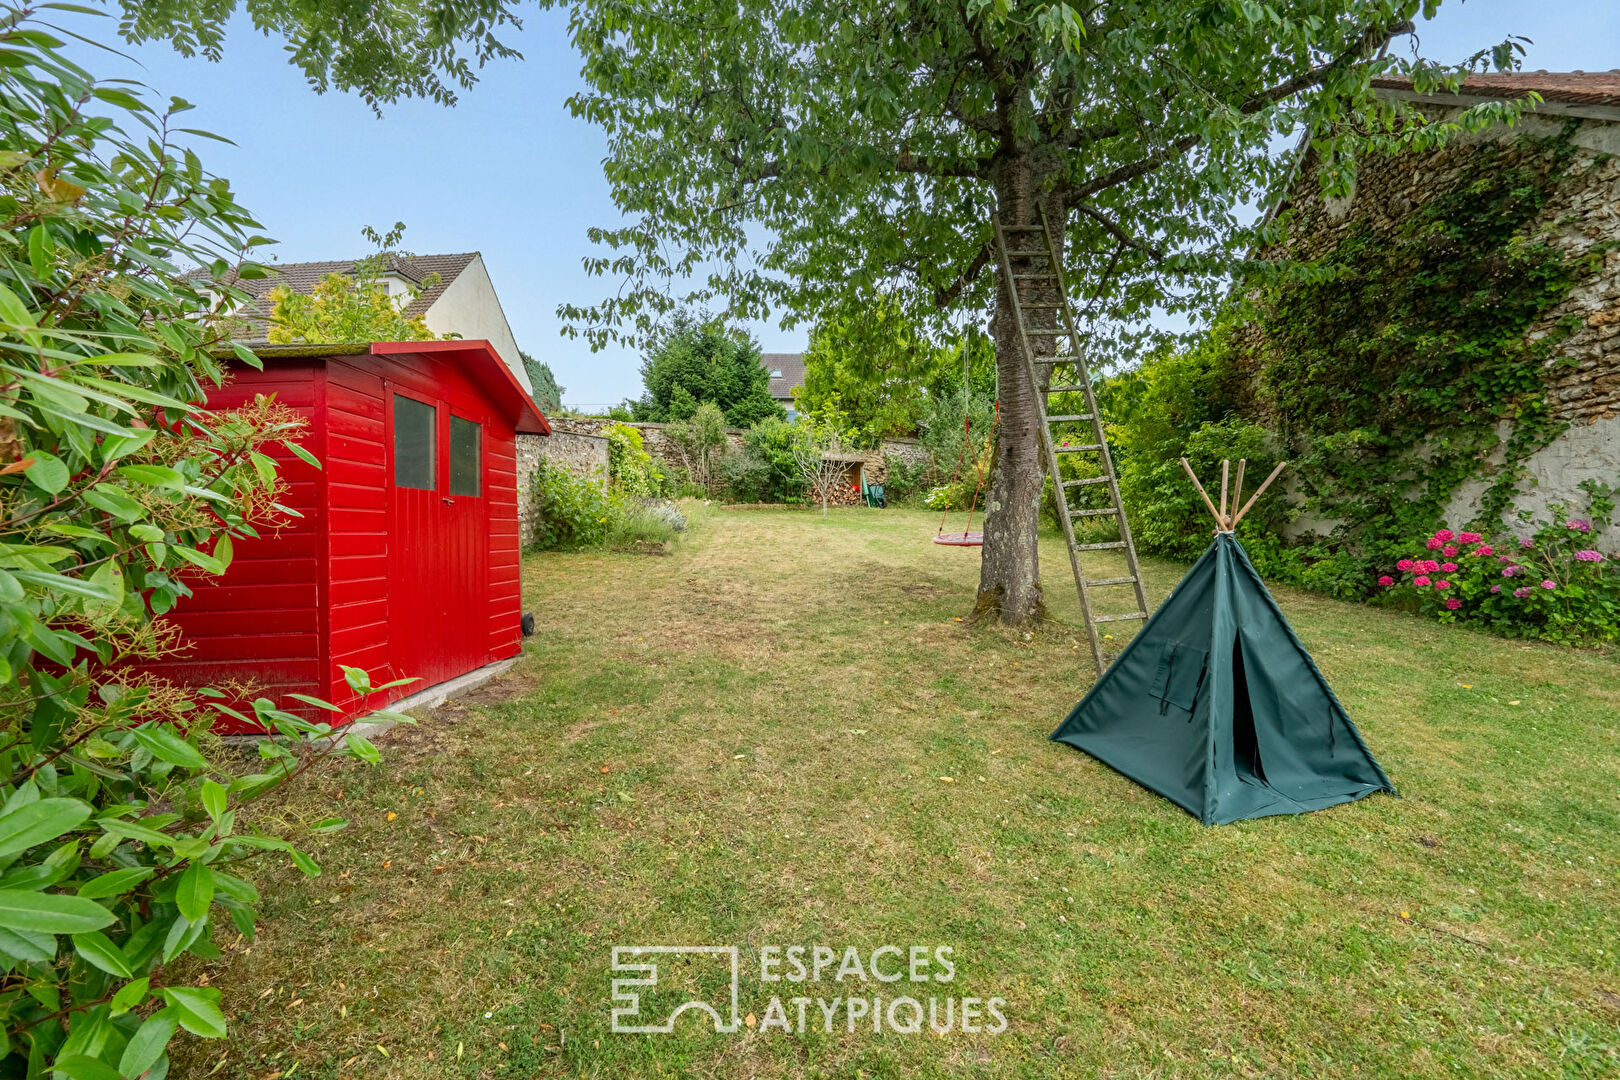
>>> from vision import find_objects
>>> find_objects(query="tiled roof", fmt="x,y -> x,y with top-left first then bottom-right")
201,252 -> 479,341
761,352 -> 806,400
1372,70 -> 1620,110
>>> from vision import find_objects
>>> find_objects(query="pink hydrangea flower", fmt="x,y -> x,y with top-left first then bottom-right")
1377,575 -> 1395,586
1520,537 -> 1534,548
1426,537 -> 1443,550
1435,580 -> 1451,590
1541,579 -> 1556,590
1396,558 -> 1415,572
1422,560 -> 1441,573
1444,598 -> 1462,610
1574,549 -> 1604,563
1413,575 -> 1431,587
1442,545 -> 1458,557
1435,529 -> 1454,542
1458,532 -> 1481,544
1502,566 -> 1519,578
1564,519 -> 1591,533
1440,562 -> 1458,572
1513,586 -> 1532,598
1471,545 -> 1493,557
1490,584 -> 1502,594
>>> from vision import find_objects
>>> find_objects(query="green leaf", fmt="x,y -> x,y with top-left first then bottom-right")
229,340 -> 263,370
23,450 -> 68,494
76,866 -> 154,899
109,975 -> 150,1015
130,725 -> 208,769
72,930 -> 133,977
116,463 -> 186,488
0,925 -> 58,963
50,1054 -> 123,1080
119,1008 -> 177,1077
95,817 -> 175,849
174,861 -> 214,922
172,545 -> 225,574
289,849 -> 320,877
285,440 -> 323,470
0,889 -> 114,933
0,797 -> 91,858
160,985 -> 227,1038
200,779 -> 227,822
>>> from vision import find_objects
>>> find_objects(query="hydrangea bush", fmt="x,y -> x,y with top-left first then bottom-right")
1378,482 -> 1620,644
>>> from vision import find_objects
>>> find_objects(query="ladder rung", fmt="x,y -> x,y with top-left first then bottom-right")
1063,476 -> 1109,487
1006,250 -> 1050,257
1013,273 -> 1057,281
1046,414 -> 1093,422
1049,384 -> 1088,393
1085,575 -> 1137,587
1094,611 -> 1148,623
1002,225 -> 1044,232
1034,356 -> 1080,364
1054,443 -> 1102,453
1069,507 -> 1118,518
1076,541 -> 1128,550
1024,330 -> 1071,336
1018,302 -> 1065,309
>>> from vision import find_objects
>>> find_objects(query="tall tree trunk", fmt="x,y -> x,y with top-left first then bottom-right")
975,159 -> 1065,626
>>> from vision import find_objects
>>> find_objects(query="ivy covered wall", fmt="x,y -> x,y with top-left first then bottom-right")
1233,107 -> 1620,547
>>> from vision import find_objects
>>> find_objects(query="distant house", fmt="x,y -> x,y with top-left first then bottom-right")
213,252 -> 534,395
762,352 -> 806,418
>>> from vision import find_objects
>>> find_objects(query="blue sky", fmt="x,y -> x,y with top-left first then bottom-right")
65,1 -> 1620,406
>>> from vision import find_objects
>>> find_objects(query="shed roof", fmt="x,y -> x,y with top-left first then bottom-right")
240,341 -> 551,435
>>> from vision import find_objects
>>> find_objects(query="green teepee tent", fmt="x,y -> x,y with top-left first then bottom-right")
1050,460 -> 1395,824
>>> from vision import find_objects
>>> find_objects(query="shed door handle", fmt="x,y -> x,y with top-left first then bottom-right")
442,497 -> 453,505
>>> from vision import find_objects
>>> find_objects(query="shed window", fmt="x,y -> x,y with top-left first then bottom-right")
449,415 -> 481,497
393,394 -> 435,490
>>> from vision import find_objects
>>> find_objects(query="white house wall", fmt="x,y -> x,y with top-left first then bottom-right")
423,255 -> 533,394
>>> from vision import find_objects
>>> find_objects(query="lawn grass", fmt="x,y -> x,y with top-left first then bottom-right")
180,505 -> 1619,1079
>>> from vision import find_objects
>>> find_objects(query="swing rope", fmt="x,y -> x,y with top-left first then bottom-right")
934,401 -> 999,546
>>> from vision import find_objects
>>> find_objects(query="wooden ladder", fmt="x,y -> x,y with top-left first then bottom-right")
992,204 -> 1150,674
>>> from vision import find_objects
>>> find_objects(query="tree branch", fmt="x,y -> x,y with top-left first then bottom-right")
934,240 -> 993,309
1073,202 -> 1163,260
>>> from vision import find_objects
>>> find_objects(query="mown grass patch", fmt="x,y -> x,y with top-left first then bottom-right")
179,505 -> 1618,1079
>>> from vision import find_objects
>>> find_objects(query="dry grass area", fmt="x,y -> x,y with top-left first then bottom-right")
180,505 -> 1619,1079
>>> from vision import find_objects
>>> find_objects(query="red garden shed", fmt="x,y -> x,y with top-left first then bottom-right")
148,341 -> 550,731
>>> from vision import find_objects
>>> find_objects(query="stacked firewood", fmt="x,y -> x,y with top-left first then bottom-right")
809,482 -> 864,507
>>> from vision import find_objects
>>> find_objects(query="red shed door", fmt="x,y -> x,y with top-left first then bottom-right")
387,389 -> 489,688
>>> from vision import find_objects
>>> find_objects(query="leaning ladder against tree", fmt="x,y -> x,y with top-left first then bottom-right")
993,205 -> 1150,673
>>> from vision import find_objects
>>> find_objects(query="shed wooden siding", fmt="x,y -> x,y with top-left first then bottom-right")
154,360 -> 327,702
144,343 -> 541,731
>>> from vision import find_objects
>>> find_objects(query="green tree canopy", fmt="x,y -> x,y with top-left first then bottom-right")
266,223 -> 440,345
522,351 -> 565,412
111,0 -> 524,108
797,299 -> 954,443
629,311 -> 785,426
556,0 -> 1526,624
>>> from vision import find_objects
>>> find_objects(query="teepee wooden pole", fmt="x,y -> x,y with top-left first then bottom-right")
1231,459 -> 1246,524
1219,459 -> 1230,526
1181,457 -> 1225,529
1230,461 -> 1288,528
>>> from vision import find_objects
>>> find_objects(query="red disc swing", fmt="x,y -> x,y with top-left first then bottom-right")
933,401 -> 999,547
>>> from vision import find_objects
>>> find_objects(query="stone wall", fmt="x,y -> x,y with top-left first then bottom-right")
1257,108 -> 1620,526
515,427 -> 609,541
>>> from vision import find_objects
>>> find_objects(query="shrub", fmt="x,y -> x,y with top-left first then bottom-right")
606,499 -> 688,549
531,462 -> 618,550
0,20 -> 398,1075
740,417 -> 809,503
605,422 -> 666,497
718,447 -> 772,502
663,401 -> 729,493
1373,482 -> 1620,644
881,456 -> 931,505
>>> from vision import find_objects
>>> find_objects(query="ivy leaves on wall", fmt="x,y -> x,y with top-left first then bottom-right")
1245,123 -> 1596,559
